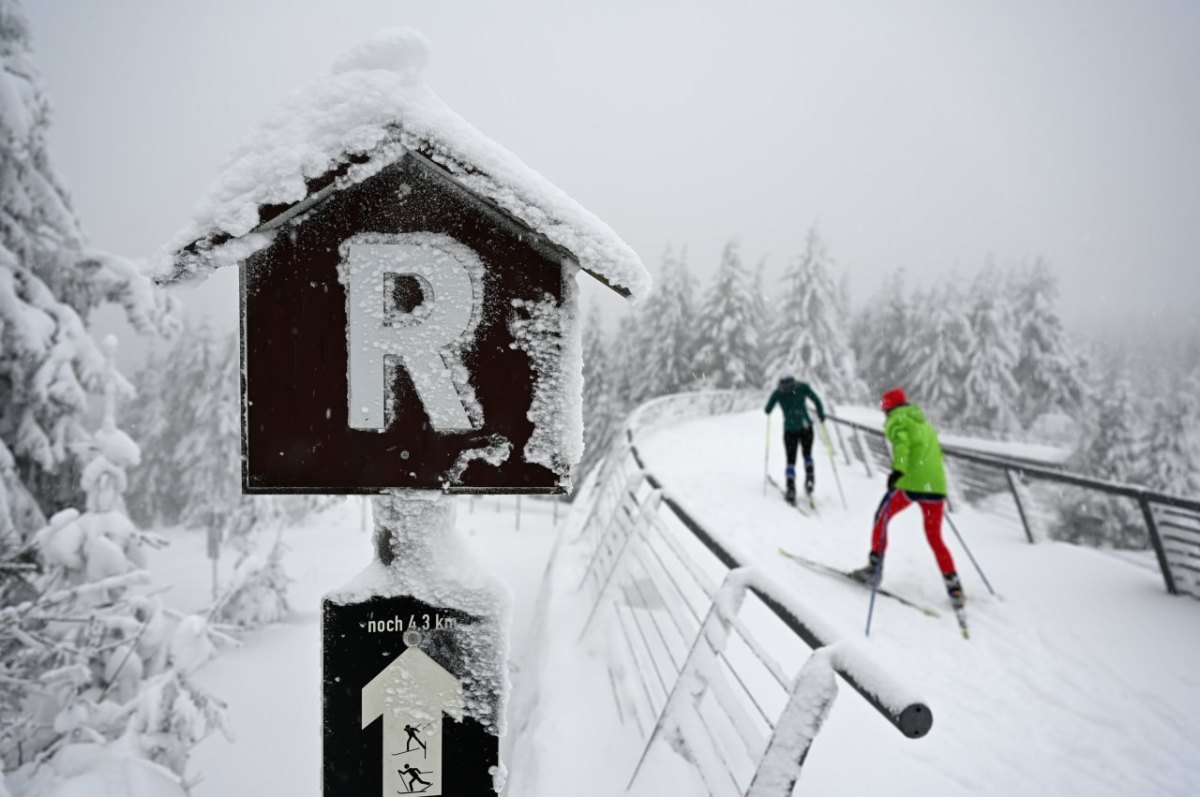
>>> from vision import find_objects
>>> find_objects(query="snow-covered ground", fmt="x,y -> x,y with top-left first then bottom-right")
151,409 -> 1200,797
513,409 -> 1200,796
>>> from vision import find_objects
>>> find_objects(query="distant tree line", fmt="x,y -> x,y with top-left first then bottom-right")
579,227 -> 1200,548
120,323 -> 333,550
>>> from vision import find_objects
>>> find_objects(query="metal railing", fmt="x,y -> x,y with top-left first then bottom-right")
575,391 -> 931,797
825,414 -> 1200,600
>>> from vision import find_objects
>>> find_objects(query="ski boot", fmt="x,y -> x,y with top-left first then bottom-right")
849,551 -> 883,585
804,470 -> 815,496
785,477 -> 796,504
944,572 -> 965,610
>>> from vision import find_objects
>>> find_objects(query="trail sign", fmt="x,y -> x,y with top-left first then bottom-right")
237,153 -> 576,495
324,590 -> 501,795
160,27 -> 648,797
362,648 -> 464,796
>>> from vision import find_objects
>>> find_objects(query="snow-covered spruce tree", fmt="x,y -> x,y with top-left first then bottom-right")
1010,260 -> 1085,427
906,281 -> 970,424
629,246 -> 697,404
750,256 -> 773,386
692,240 -> 763,389
120,346 -> 186,527
1,5 -> 230,790
577,302 -> 619,486
124,325 -> 288,545
6,338 -> 228,794
1056,375 -> 1146,547
604,312 -> 641,422
854,268 -> 916,398
174,328 -> 245,533
957,265 -> 1021,435
125,326 -> 293,627
766,227 -> 862,402
1143,391 -> 1199,498
210,528 -> 291,629
0,1 -> 172,544
853,268 -> 917,399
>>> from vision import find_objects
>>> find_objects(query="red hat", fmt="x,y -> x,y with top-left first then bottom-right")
881,388 -> 907,413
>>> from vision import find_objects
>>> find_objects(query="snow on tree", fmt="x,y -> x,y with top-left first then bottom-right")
1010,260 -> 1085,426
120,347 -> 184,527
853,268 -> 917,399
578,302 -> 620,485
692,240 -> 763,390
628,246 -> 697,403
0,0 -> 172,547
3,337 -> 229,790
1056,375 -> 1146,548
121,326 -> 293,626
123,323 -> 217,526
212,538 -> 291,629
173,329 -> 253,534
906,281 -> 970,424
603,311 -> 641,423
1143,390 -> 1199,498
123,325 -> 291,554
957,265 -> 1021,435
767,227 -> 863,402
750,256 -> 772,387
1,4 -> 221,790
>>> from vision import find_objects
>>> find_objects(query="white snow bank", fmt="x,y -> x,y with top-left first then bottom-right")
5,740 -> 186,797
160,27 -> 649,301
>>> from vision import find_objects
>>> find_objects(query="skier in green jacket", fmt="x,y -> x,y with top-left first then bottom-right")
764,375 -> 825,504
850,388 -> 964,610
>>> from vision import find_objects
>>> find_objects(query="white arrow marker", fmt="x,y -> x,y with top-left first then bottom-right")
362,647 -> 465,796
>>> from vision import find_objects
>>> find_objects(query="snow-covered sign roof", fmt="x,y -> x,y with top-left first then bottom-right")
157,28 -> 649,301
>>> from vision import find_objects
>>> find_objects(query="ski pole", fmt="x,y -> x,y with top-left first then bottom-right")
944,512 -> 996,596
763,413 -> 771,496
819,422 -> 848,510
865,559 -> 882,637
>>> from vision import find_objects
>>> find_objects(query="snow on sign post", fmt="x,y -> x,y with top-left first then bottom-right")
157,29 -> 648,797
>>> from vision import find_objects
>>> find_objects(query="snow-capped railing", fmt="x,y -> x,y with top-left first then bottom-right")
576,391 -> 932,797
826,414 -> 1200,600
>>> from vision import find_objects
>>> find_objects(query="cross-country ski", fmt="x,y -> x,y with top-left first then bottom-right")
766,474 -> 816,515
778,548 -> 940,618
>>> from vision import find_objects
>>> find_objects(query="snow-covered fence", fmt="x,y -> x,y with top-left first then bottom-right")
826,414 -> 1200,600
577,392 -> 932,796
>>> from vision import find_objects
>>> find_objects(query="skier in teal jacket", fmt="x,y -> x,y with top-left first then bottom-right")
764,375 -> 825,503
850,388 -> 964,609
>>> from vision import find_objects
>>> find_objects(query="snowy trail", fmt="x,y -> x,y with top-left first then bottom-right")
634,409 -> 1200,796
149,412 -> 1200,797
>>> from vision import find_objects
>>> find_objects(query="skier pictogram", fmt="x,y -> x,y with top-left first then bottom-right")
390,723 -> 429,759
363,647 -> 464,796
398,763 -> 433,793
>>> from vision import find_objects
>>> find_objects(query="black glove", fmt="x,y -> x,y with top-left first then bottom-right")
887,470 -> 902,489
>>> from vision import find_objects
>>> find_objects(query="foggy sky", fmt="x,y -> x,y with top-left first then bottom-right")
25,0 -> 1200,351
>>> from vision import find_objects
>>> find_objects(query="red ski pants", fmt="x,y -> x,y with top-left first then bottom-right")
871,490 -> 957,575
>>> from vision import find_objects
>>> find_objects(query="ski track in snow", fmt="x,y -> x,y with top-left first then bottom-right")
633,410 -> 1200,797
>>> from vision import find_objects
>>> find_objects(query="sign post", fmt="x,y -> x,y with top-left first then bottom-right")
160,28 -> 648,796
323,493 -> 505,795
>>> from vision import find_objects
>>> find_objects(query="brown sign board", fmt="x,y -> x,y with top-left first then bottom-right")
240,152 -> 574,494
